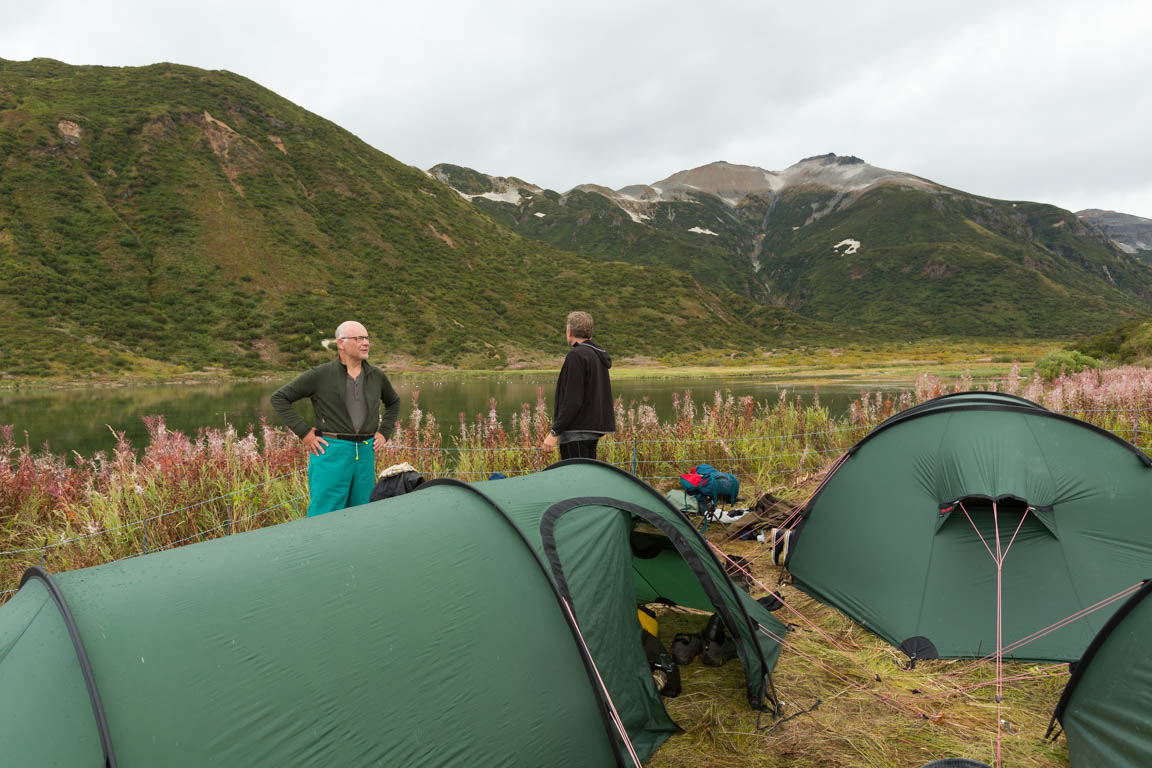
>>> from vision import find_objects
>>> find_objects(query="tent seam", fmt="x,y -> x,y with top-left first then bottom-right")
1019,415 -> 1092,645
0,591 -> 50,666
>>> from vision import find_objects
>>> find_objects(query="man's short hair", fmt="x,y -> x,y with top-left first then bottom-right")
567,311 -> 594,338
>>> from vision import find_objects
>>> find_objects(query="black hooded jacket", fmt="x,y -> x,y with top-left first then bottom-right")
551,340 -> 616,435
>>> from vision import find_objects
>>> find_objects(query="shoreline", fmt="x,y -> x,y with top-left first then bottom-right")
0,339 -> 1060,392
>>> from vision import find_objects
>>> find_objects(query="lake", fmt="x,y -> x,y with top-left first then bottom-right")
0,372 -> 909,457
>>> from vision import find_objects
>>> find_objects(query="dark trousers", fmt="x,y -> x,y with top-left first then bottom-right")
559,438 -> 599,460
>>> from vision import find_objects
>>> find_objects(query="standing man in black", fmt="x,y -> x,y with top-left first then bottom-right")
542,311 -> 616,460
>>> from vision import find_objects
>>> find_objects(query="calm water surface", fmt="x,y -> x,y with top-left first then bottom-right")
0,373 -> 908,458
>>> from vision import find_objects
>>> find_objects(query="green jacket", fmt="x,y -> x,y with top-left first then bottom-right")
271,360 -> 401,439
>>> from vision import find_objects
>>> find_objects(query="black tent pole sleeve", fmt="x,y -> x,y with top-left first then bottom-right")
20,566 -> 118,768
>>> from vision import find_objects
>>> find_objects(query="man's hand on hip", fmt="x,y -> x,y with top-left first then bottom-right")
302,429 -> 329,455
373,432 -> 388,452
542,432 -> 559,451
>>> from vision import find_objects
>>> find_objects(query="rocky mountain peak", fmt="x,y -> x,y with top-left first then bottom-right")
796,153 -> 865,166
1078,209 -> 1152,255
647,161 -> 783,204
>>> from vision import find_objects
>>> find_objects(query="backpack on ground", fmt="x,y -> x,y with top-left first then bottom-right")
679,464 -> 739,507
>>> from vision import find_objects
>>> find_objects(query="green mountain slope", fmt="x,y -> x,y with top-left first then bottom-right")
435,156 -> 1152,338
0,59 -> 826,377
1072,319 -> 1152,364
759,186 -> 1152,336
430,163 -> 772,303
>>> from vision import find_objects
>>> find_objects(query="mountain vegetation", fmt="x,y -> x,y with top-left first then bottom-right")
1072,319 -> 1152,365
0,59 -> 824,378
436,156 -> 1152,340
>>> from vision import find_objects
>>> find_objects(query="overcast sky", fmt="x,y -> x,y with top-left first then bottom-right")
4,0 -> 1151,216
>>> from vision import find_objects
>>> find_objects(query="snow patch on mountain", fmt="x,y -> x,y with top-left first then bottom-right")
534,212 -> 546,218
473,188 -> 524,205
689,227 -> 720,236
833,239 -> 861,255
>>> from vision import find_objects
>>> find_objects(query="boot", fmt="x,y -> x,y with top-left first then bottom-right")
702,634 -> 738,666
671,632 -> 703,666
702,613 -> 727,645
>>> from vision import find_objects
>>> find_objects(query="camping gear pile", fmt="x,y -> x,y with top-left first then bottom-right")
670,613 -> 739,668
670,463 -> 749,529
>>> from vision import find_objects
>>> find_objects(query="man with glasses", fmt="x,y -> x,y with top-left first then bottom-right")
271,320 -> 401,516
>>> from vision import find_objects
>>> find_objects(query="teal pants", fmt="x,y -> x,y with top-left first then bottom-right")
306,439 -> 376,517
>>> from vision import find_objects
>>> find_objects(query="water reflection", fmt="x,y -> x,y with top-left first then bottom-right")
0,374 -> 906,458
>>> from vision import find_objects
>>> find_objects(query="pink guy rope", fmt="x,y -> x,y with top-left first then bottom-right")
556,596 -> 643,768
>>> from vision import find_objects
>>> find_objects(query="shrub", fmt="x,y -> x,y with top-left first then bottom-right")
1033,350 -> 1099,380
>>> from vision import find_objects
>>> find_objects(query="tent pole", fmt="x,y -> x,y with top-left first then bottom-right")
993,500 -> 1003,768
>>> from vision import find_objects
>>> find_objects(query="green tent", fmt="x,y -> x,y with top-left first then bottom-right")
0,459 -> 784,767
1051,578 -> 1152,767
782,391 -> 1152,662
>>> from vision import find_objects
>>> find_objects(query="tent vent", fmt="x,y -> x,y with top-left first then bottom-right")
899,636 -> 939,662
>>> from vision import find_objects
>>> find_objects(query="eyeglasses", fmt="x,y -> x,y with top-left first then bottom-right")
340,336 -> 371,343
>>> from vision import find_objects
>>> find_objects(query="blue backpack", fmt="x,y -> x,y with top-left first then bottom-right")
679,464 -> 739,506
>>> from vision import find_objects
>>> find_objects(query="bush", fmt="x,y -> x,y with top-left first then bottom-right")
1033,350 -> 1099,380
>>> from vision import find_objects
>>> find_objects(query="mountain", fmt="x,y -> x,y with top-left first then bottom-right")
0,59 -> 827,378
1077,209 -> 1152,259
434,155 -> 1152,338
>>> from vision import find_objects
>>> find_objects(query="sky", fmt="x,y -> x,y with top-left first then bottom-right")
3,0 -> 1151,217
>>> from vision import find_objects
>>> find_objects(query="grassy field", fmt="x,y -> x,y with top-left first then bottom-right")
6,363 -> 1150,766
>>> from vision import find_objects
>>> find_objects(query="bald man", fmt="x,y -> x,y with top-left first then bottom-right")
271,320 -> 401,516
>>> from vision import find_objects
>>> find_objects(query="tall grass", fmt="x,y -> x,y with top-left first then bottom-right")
5,366 -> 1152,598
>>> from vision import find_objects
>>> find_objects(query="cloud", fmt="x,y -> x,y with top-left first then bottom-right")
2,0 -> 1151,215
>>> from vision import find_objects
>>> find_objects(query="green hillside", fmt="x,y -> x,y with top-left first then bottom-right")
758,186 -> 1152,336
1072,319 -> 1152,364
0,59 -> 829,378
437,161 -> 1152,339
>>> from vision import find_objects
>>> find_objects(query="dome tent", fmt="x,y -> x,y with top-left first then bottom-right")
780,391 -> 1152,662
1050,578 -> 1152,768
0,460 -> 785,767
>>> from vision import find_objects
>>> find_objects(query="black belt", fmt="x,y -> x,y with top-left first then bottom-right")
317,430 -> 375,442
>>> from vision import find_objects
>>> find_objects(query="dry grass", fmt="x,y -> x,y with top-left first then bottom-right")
646,529 -> 1072,768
